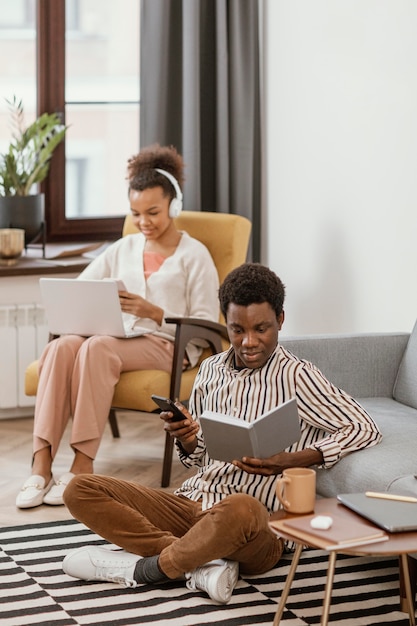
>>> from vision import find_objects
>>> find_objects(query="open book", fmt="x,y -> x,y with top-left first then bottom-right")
270,512 -> 388,550
42,241 -> 108,260
199,397 -> 301,462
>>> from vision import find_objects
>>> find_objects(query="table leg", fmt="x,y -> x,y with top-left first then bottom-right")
399,554 -> 416,626
321,550 -> 337,626
400,555 -> 417,614
273,543 -> 304,625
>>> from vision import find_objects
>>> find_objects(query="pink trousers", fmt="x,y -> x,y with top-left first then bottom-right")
34,334 -> 174,460
64,475 -> 284,577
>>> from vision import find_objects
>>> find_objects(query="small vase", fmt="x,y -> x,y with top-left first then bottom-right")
0,194 -> 45,247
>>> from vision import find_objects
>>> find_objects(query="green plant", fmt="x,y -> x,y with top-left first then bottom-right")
0,96 -> 68,196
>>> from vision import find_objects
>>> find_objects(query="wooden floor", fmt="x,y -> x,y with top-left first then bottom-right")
0,410 -> 194,528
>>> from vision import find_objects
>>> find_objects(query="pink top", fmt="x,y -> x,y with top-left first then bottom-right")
143,251 -> 166,279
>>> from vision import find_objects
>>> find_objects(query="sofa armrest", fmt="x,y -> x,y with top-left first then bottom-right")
280,332 -> 410,398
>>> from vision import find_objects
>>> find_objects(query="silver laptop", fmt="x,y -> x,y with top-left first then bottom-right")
337,492 -> 417,533
39,278 -> 152,338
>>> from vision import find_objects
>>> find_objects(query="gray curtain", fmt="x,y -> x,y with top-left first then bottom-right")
140,0 -> 261,261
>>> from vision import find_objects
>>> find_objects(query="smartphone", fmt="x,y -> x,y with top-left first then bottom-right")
103,278 -> 127,291
115,279 -> 127,291
151,394 -> 185,421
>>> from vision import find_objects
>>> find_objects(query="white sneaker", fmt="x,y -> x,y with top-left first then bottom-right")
186,559 -> 239,604
43,472 -> 75,506
63,545 -> 139,588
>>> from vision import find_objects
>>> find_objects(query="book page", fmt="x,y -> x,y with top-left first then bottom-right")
43,241 -> 110,260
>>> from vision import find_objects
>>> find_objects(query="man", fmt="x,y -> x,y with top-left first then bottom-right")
62,263 -> 382,604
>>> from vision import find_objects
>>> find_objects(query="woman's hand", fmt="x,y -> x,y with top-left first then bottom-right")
159,402 -> 199,454
119,290 -> 164,325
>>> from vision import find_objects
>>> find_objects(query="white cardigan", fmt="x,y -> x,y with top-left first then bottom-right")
79,231 -> 220,366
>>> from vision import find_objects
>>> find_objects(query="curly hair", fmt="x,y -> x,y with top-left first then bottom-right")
219,263 -> 286,319
126,144 -> 184,201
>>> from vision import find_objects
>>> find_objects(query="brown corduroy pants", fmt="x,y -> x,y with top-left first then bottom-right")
64,474 -> 284,578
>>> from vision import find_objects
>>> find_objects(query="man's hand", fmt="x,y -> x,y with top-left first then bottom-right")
159,402 -> 199,455
232,451 -> 293,476
232,448 -> 324,476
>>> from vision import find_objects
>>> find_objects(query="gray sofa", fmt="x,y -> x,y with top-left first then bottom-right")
280,324 -> 417,498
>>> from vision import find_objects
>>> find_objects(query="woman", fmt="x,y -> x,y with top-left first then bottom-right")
16,144 -> 219,509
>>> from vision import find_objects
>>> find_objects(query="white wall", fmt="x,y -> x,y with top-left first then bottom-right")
264,0 -> 417,337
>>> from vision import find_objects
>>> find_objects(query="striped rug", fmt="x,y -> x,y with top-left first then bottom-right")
0,519 -> 411,625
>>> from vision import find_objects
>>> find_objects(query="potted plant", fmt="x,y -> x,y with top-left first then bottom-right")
0,96 -> 67,246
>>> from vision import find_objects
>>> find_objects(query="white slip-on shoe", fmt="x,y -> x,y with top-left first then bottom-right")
43,472 -> 75,506
186,559 -> 239,604
16,475 -> 54,509
63,545 -> 139,588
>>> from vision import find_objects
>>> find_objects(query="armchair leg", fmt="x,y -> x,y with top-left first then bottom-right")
108,409 -> 121,438
108,408 -> 173,485
161,431 -> 174,488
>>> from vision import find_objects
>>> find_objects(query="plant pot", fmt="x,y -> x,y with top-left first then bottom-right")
0,194 -> 45,246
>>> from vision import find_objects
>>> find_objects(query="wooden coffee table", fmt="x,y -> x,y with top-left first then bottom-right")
269,497 -> 417,626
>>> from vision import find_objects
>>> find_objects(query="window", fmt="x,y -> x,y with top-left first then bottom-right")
2,0 -> 141,242
65,0 -> 140,221
0,0 -> 35,29
0,0 -> 37,152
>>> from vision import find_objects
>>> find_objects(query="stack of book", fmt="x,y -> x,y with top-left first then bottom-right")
270,512 -> 388,550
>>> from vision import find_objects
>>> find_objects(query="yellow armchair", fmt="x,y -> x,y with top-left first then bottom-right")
25,211 -> 252,487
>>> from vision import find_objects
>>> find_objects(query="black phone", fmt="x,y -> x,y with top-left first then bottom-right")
151,395 -> 185,421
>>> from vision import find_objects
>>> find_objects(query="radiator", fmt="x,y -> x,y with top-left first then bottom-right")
0,304 -> 49,409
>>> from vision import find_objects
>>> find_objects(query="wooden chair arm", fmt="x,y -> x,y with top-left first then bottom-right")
165,317 -> 228,339
164,317 -> 229,400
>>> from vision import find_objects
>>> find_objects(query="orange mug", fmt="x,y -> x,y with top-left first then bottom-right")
275,467 -> 316,514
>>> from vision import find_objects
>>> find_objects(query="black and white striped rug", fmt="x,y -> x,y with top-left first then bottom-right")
0,519 -> 412,625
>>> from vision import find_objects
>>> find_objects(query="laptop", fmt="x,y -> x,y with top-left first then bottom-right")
39,277 -> 153,338
337,492 -> 417,533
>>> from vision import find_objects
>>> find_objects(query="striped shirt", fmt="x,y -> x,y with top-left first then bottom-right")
175,344 -> 382,513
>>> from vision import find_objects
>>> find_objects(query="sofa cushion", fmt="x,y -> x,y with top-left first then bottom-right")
393,319 -> 417,409
281,333 -> 409,399
315,397 -> 417,497
388,474 -> 417,497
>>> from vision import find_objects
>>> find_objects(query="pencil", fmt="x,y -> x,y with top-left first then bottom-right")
365,491 -> 417,503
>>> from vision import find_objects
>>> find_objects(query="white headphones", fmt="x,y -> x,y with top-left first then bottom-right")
155,168 -> 183,218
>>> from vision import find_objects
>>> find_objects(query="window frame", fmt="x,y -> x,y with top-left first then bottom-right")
37,0 -> 125,242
